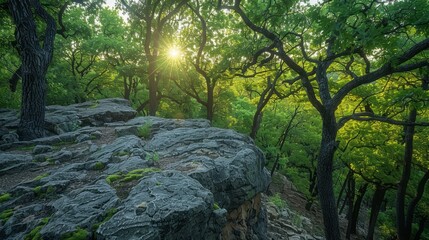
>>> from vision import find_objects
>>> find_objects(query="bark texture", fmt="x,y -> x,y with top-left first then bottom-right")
8,0 -> 56,140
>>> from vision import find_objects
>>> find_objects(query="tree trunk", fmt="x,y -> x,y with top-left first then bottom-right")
206,82 -> 214,122
250,110 -> 263,139
8,0 -> 56,140
347,183 -> 368,238
396,108 -> 417,240
345,173 -> 355,238
317,109 -> 341,240
414,217 -> 427,240
148,60 -> 158,116
249,76 -> 275,139
306,169 -> 318,210
337,170 -> 351,208
367,185 -> 387,240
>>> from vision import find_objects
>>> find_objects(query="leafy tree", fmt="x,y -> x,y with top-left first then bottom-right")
219,0 -> 429,238
0,9 -> 20,108
1,0 -> 103,139
2,0 -> 56,140
49,6 -> 126,105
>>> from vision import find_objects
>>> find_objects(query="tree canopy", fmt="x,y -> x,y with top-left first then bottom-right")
1,0 -> 429,239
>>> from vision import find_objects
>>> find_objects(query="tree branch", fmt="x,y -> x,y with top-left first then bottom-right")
338,112 -> 429,129
334,38 -> 429,106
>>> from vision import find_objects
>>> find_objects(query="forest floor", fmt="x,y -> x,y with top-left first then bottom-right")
268,172 -> 366,240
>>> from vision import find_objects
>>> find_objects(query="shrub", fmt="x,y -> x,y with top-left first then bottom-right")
137,122 -> 152,139
269,193 -> 287,210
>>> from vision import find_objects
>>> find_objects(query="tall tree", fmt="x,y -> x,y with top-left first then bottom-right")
6,0 -> 56,140
218,0 -> 429,238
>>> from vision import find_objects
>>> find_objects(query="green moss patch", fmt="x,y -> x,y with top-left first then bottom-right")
106,168 -> 160,199
24,217 -> 50,240
92,162 -> 106,171
106,168 -> 160,185
14,144 -> 36,151
33,173 -> 50,181
0,208 -> 13,222
61,228 -> 89,240
0,193 -> 11,203
33,185 -> 56,199
112,150 -> 130,157
213,202 -> 220,210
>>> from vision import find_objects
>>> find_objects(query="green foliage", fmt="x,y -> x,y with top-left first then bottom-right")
33,173 -> 49,181
1,1 -> 428,237
137,123 -> 152,139
92,162 -> 106,171
24,217 -> 50,240
33,186 -> 42,195
33,185 -> 56,198
105,174 -> 121,184
145,152 -> 159,162
106,168 -> 160,184
61,228 -> 88,240
0,209 -> 13,222
113,150 -> 130,157
269,193 -> 287,210
213,202 -> 220,210
15,144 -> 36,151
0,193 -> 11,203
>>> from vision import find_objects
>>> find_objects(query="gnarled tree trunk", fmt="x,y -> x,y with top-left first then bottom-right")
8,0 -> 56,140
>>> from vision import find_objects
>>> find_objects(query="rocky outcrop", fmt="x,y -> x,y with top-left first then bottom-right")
0,98 -> 271,240
0,98 -> 137,143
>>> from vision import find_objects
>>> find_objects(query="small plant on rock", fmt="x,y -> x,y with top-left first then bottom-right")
269,193 -> 287,210
145,152 -> 159,162
92,162 -> 106,171
213,202 -> 220,210
137,122 -> 152,139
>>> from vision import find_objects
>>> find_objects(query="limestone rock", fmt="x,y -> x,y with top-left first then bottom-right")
0,153 -> 35,176
145,127 -> 271,210
97,171 -> 218,240
0,99 -> 272,240
40,181 -> 119,239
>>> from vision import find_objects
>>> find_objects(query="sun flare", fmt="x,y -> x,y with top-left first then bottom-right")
167,46 -> 182,59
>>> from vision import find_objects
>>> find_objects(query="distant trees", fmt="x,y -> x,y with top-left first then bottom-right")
120,0 -> 188,116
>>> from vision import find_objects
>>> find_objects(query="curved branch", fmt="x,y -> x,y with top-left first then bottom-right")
338,112 -> 429,129
219,0 -> 323,112
31,0 -> 56,63
56,2 -> 69,38
334,38 -> 429,106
